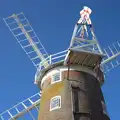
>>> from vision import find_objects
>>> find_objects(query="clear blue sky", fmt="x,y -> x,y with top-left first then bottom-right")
0,0 -> 120,119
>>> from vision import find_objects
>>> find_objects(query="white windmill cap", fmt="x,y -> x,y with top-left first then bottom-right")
83,6 -> 92,14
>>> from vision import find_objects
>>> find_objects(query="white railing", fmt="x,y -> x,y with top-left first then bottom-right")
35,50 -> 68,83
35,42 -> 120,83
41,50 -> 68,68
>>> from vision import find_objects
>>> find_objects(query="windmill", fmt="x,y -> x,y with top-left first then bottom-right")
0,6 -> 120,120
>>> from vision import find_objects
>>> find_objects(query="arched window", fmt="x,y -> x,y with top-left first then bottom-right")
50,96 -> 61,111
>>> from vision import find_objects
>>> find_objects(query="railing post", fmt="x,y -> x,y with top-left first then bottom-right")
39,62 -> 41,71
50,55 -> 52,64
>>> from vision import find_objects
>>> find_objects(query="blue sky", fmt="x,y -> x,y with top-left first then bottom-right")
0,0 -> 120,119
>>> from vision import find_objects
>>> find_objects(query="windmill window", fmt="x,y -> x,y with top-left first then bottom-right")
51,72 -> 61,84
50,96 -> 61,111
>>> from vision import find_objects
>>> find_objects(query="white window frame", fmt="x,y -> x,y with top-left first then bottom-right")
50,96 -> 61,111
51,72 -> 61,84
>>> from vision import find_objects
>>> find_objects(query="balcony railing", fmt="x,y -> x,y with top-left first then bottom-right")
35,50 -> 68,83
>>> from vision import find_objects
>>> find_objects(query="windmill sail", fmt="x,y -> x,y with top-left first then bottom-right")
3,13 -> 49,68
0,93 -> 40,120
102,40 -> 120,73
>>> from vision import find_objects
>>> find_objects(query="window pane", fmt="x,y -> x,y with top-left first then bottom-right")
53,73 -> 60,81
51,72 -> 61,84
50,96 -> 61,111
